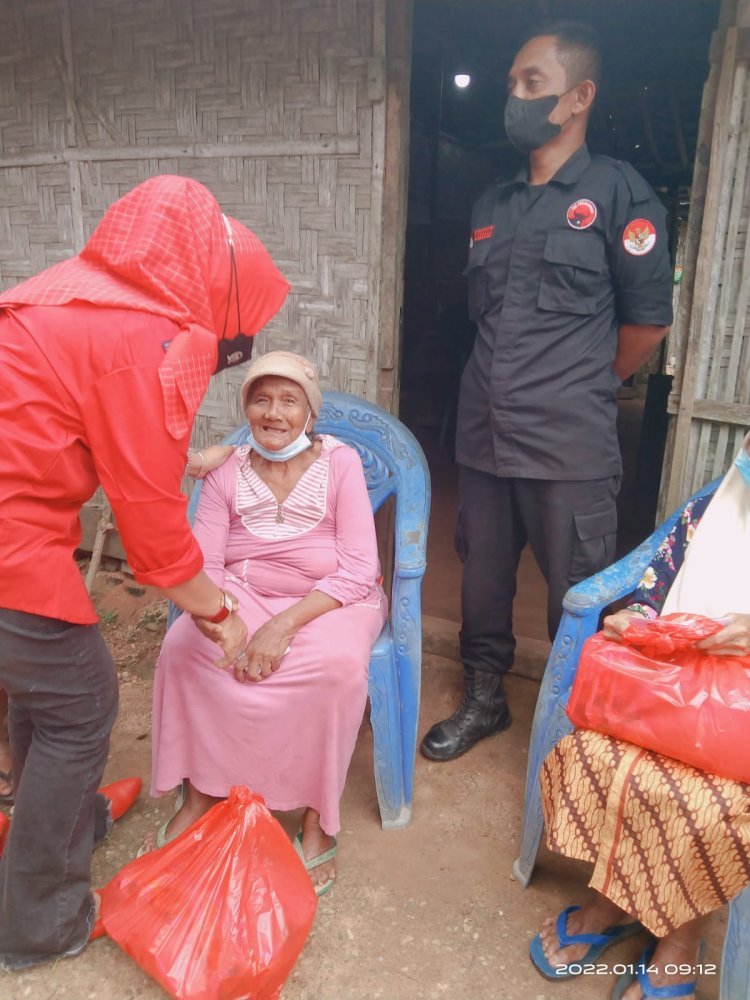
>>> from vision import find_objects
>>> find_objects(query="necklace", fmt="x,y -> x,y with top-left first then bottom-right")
240,455 -> 286,525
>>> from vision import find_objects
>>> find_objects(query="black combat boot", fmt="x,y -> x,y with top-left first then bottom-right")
420,669 -> 511,762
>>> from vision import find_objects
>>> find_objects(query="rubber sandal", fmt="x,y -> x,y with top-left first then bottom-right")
530,905 -> 642,981
89,891 -> 105,942
293,830 -> 337,897
0,769 -> 13,805
135,819 -> 172,858
611,941 -> 706,999
100,777 -> 142,822
135,782 -> 185,858
89,916 -> 106,942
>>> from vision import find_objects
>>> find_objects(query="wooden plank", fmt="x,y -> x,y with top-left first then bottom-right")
666,398 -> 750,425
664,26 -> 739,515
365,0 -> 386,405
376,0 -> 413,412
692,55 -> 750,487
658,31 -> 724,520
78,504 -> 127,561
0,137 -> 360,169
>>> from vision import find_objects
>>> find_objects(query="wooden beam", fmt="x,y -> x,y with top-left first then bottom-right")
366,0 -> 387,405
667,397 -> 750,426
377,0 -> 414,413
0,137 -> 360,170
78,504 -> 127,561
663,27 -> 739,515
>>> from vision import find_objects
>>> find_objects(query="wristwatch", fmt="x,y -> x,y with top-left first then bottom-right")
205,590 -> 238,624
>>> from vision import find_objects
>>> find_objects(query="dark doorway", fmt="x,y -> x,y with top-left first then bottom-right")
399,0 -> 719,630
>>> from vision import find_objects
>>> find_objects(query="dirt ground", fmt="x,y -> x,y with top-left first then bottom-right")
0,574 -> 725,1000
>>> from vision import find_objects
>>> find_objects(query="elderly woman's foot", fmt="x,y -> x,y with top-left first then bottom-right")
138,782 -> 220,855
0,739 -> 12,800
299,808 -> 336,892
618,931 -> 703,1000
539,894 -> 631,969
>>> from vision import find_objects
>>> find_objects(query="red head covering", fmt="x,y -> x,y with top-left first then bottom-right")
0,175 -> 289,437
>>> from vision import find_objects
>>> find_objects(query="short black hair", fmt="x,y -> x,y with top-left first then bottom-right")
523,20 -> 602,88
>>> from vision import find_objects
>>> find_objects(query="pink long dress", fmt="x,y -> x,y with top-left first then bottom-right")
150,435 -> 388,835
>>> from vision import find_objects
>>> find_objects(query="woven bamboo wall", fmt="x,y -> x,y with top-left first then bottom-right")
0,0 -> 388,453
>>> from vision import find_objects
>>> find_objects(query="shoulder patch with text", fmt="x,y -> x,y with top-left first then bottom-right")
622,218 -> 656,256
566,199 -> 597,230
470,225 -> 494,247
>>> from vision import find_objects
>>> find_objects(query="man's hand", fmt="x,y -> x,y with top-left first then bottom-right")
613,324 -> 670,381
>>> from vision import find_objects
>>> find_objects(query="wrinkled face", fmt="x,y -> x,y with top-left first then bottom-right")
246,375 -> 311,451
507,35 -> 577,126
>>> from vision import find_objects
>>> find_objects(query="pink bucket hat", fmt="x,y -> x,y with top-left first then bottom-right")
241,351 -> 323,417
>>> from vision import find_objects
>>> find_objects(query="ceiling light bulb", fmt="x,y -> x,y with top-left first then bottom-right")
454,73 -> 471,89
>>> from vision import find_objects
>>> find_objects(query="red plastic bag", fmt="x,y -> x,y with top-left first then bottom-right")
100,786 -> 317,1000
566,614 -> 750,783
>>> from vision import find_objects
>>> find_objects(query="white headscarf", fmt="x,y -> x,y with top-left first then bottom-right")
661,433 -> 750,617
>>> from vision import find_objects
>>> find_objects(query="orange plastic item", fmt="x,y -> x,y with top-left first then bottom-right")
0,812 -> 9,855
567,614 -> 750,783
100,777 -> 142,821
100,786 -> 317,999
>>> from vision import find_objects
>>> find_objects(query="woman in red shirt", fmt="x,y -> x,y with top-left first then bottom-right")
0,175 -> 288,969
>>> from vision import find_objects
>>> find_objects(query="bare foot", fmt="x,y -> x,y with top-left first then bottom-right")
299,808 -> 336,891
0,739 -> 12,799
539,894 -> 631,969
620,931 -> 703,1000
138,782 -> 220,855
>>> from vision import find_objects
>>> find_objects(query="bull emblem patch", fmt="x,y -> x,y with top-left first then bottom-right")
566,199 -> 597,230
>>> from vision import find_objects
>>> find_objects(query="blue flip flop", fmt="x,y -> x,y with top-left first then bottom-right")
611,941 -> 705,999
530,905 -> 642,981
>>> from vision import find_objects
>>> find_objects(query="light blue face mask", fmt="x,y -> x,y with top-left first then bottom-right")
248,411 -> 313,462
736,447 -> 750,487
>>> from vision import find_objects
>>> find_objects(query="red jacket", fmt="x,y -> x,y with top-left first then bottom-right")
0,176 -> 288,623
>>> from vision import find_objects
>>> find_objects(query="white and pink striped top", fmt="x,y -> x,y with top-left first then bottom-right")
235,435 -> 348,540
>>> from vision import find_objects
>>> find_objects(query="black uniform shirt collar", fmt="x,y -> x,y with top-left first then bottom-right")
499,143 -> 592,191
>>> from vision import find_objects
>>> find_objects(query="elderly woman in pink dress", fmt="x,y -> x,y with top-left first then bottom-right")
146,351 -> 387,894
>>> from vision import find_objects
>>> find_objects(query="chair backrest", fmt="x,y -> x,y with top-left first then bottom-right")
186,390 -> 431,587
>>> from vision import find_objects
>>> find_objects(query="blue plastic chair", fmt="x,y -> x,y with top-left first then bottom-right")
513,474 -> 750,1000
177,390 -> 431,830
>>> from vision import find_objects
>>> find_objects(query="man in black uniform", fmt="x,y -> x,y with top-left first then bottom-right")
421,22 -> 673,762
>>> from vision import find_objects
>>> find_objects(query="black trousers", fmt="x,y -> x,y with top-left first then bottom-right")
456,466 -> 620,677
0,609 -> 118,970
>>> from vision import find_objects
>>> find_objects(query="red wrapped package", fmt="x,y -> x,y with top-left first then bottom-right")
100,786 -> 317,1000
566,614 -> 750,783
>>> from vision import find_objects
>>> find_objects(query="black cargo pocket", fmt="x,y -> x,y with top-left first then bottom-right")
463,239 -> 492,321
538,231 -> 607,315
569,502 -> 617,583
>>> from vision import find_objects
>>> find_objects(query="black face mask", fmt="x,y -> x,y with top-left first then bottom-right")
214,229 -> 254,373
215,333 -> 254,372
504,93 -> 564,154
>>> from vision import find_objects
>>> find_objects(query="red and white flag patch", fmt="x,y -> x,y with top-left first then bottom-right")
622,218 -> 656,256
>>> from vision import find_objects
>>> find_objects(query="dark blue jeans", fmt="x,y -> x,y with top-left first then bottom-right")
0,609 -> 118,970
